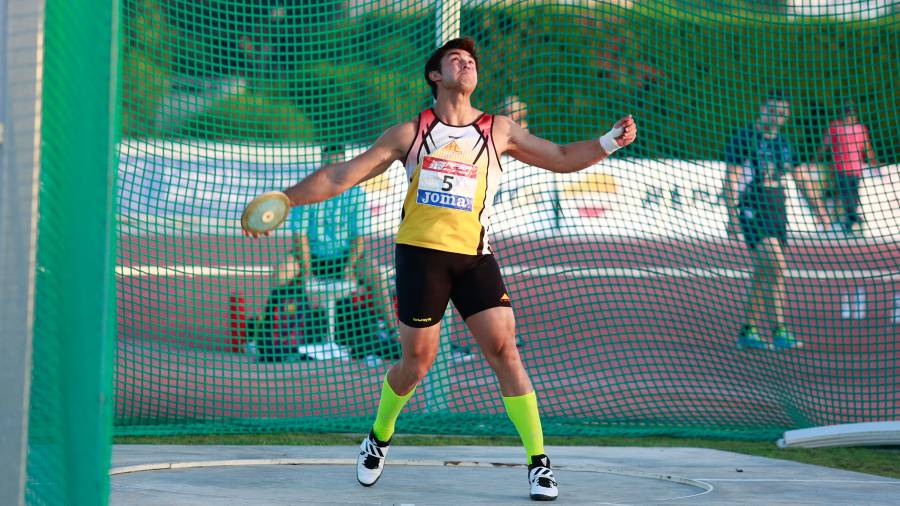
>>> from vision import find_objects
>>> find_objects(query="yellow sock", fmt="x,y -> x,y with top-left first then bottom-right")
503,391 -> 545,464
372,373 -> 416,442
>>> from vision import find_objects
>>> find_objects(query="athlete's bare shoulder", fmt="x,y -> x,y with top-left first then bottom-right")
490,114 -> 522,155
491,113 -> 516,133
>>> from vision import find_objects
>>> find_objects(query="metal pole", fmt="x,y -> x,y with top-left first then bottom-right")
0,0 -> 44,504
40,0 -> 119,502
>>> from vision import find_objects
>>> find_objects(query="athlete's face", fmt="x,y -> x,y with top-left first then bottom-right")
439,49 -> 478,93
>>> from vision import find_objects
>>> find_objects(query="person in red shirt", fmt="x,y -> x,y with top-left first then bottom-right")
816,102 -> 879,236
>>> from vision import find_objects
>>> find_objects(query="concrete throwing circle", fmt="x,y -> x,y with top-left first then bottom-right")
110,458 -> 712,505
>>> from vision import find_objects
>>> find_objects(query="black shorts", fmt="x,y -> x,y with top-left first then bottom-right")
395,244 -> 512,327
739,186 -> 787,250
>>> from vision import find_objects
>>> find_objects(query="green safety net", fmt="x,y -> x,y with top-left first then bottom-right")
28,0 -> 117,504
114,0 -> 899,440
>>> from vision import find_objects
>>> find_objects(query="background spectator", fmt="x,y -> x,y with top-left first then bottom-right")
815,101 -> 879,236
724,91 -> 830,351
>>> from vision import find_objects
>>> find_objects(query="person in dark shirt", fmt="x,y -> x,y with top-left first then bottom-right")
723,91 -> 830,350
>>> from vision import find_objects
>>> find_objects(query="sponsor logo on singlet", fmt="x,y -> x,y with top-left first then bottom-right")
416,155 -> 478,212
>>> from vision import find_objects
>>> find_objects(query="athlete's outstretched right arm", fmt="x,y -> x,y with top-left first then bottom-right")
282,121 -> 416,207
496,115 -> 636,173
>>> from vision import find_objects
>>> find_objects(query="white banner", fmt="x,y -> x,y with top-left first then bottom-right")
118,140 -> 899,241
364,156 -> 899,240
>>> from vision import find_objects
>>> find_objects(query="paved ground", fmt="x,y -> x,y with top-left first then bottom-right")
110,444 -> 900,505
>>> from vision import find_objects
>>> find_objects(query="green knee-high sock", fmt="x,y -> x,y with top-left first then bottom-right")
372,373 -> 417,442
503,391 -> 545,464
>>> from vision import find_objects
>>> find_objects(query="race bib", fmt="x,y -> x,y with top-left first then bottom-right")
416,156 -> 478,212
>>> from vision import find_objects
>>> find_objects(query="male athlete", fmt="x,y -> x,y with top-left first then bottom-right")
724,91 -> 829,350
245,37 -> 636,501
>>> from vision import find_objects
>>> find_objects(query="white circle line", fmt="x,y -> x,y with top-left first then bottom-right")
109,458 -> 714,498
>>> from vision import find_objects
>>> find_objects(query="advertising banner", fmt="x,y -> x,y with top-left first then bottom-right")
117,141 -> 899,240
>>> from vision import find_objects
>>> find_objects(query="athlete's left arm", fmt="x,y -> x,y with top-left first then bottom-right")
282,121 -> 416,207
497,115 -> 636,173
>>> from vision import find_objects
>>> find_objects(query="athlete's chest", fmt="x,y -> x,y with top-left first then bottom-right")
409,125 -> 493,212
430,124 -> 481,148
417,125 -> 488,165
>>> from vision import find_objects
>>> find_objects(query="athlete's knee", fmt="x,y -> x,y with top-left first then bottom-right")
399,343 -> 437,378
397,354 -> 434,381
480,336 -> 519,366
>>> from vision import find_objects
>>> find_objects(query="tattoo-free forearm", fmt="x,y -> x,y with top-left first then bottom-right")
283,165 -> 351,207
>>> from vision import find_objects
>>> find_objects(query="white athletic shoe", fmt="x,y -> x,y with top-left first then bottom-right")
528,454 -> 559,501
356,430 -> 391,487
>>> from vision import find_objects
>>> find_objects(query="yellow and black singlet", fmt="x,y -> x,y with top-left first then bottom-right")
397,108 -> 502,255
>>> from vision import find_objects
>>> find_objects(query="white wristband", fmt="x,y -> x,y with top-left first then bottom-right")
599,125 -> 624,155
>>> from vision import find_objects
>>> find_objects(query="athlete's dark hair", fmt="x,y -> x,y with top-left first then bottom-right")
424,37 -> 479,100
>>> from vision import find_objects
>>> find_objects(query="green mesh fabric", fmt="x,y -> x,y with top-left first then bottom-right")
27,1 -> 117,504
115,0 -> 898,440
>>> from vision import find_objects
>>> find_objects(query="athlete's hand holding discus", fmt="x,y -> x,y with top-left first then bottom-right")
242,121 -> 414,239
241,190 -> 291,237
